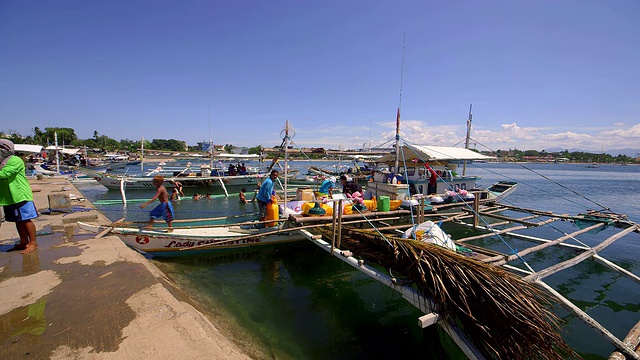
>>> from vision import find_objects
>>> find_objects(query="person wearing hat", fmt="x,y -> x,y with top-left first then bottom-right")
0,139 -> 39,254
317,176 -> 336,198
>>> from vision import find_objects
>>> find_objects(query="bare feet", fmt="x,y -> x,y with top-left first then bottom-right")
7,244 -> 27,252
166,228 -> 174,233
21,243 -> 38,254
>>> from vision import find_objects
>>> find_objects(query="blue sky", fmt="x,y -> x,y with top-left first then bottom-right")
1,0 -> 638,153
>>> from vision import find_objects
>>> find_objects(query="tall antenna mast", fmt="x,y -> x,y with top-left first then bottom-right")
463,104 -> 472,176
394,32 -> 406,173
208,105 -> 213,168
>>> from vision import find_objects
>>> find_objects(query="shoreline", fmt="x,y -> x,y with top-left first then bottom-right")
0,177 -> 255,359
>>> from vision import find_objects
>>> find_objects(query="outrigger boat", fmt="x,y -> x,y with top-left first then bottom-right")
367,105 -> 518,205
77,217 -> 307,256
93,164 -> 299,191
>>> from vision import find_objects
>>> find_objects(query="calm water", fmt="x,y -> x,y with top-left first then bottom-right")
77,161 -> 640,359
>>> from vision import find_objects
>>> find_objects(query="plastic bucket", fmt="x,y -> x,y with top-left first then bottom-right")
377,196 -> 390,212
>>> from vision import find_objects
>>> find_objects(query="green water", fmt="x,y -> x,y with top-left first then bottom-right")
77,161 -> 640,359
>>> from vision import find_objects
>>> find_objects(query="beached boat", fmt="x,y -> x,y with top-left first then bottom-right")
77,219 -> 307,255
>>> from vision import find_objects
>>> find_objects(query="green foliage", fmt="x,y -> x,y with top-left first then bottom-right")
247,145 -> 263,155
149,139 -> 186,151
44,127 -> 77,145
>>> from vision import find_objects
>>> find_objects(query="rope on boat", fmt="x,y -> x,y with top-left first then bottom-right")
454,137 -> 611,213
519,163 -> 611,211
470,162 -> 597,210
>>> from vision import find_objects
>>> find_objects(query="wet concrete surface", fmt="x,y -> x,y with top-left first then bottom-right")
0,178 -> 249,359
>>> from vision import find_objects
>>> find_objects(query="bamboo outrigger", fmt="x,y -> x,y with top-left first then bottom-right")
288,194 -> 640,359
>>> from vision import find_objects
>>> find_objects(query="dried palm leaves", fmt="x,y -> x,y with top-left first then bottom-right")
316,227 -> 579,360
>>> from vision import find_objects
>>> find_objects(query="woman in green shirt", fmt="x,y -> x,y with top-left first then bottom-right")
0,139 -> 38,254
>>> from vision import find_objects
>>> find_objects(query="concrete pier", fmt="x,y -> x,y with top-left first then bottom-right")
0,177 -> 250,359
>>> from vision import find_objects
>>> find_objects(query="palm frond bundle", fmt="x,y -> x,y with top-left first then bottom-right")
316,227 -> 579,360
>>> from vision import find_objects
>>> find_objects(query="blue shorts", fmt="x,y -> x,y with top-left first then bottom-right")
4,201 -> 39,222
149,202 -> 174,222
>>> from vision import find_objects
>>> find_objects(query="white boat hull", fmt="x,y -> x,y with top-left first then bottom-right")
94,173 -> 263,190
78,221 -> 306,255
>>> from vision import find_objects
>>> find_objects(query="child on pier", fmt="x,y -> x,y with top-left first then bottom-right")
139,175 -> 174,231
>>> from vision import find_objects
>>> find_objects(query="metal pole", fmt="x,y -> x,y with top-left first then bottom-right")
54,131 -> 60,174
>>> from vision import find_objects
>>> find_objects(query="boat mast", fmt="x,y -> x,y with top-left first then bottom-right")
394,32 -> 406,174
54,131 -> 60,174
140,136 -> 144,173
463,104 -> 472,176
283,120 -> 289,206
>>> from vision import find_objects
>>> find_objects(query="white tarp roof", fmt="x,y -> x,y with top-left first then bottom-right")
45,146 -> 80,155
61,148 -> 80,155
14,144 -> 43,153
378,145 -> 494,163
215,153 -> 260,159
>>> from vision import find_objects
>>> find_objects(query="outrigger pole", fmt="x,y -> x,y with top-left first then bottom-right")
283,120 -> 290,206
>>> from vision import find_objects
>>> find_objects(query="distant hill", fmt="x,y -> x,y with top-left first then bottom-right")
607,148 -> 640,157
545,147 -> 640,157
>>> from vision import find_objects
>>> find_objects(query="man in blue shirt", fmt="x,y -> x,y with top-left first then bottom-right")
257,170 -> 279,221
318,176 -> 336,198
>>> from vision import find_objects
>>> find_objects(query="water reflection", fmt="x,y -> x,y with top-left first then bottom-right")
0,251 -> 48,340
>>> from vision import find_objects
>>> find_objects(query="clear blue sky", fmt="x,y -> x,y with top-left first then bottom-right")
1,0 -> 638,153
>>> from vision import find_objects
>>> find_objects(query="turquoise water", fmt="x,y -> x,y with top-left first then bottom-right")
77,161 -> 640,359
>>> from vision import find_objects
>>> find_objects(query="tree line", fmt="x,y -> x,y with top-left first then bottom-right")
1,127 -> 188,152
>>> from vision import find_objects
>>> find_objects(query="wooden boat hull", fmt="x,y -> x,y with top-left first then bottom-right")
78,221 -> 306,255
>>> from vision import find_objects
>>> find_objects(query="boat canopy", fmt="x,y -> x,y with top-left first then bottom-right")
45,146 -> 81,155
377,145 -> 494,163
214,153 -> 260,159
14,144 -> 43,154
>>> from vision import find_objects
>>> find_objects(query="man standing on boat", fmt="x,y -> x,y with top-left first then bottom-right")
426,163 -> 438,195
257,170 -> 278,222
139,175 -> 174,231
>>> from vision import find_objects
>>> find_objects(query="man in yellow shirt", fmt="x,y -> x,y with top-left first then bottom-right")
0,139 -> 38,254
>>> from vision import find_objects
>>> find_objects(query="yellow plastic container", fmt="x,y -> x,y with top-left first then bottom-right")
363,198 -> 377,211
343,203 -> 353,215
266,196 -> 279,227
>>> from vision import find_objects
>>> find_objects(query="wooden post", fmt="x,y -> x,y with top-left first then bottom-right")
337,199 -> 343,249
472,194 -> 479,228
331,201 -> 337,255
419,197 -> 424,223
